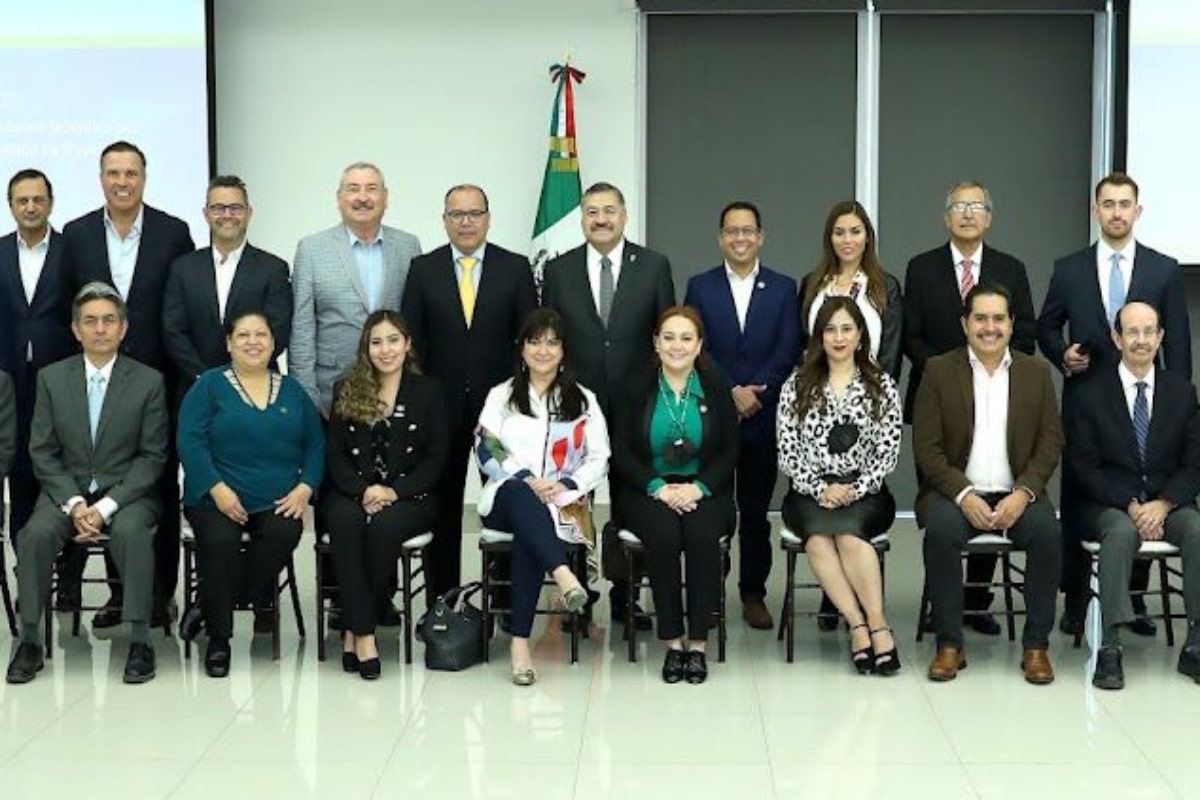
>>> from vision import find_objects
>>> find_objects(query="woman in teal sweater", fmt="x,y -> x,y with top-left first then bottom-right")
178,311 -> 324,677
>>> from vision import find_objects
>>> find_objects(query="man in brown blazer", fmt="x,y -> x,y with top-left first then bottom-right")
914,283 -> 1063,684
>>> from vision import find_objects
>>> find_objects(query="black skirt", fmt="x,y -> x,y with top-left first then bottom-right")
781,484 -> 895,543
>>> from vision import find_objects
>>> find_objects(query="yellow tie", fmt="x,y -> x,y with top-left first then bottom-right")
459,256 -> 477,326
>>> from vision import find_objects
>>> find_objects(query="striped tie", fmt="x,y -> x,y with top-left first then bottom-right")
1133,381 -> 1149,461
958,258 -> 975,300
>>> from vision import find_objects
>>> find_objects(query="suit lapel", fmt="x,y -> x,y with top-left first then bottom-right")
711,269 -> 742,341
223,247 -> 249,323
62,358 -> 92,459
380,231 -> 402,304
339,235 -> 370,310
126,211 -> 158,301
0,236 -> 25,311
440,249 -> 469,331
30,233 -> 64,311
1080,245 -> 1109,333
93,357 -> 128,451
473,248 -> 503,331
938,245 -> 964,308
1104,372 -> 1142,467
608,245 -> 644,330
571,251 -> 604,329
954,352 -> 975,442
1143,367 -> 1168,463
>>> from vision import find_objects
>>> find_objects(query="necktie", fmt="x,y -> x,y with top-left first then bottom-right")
958,258 -> 976,300
1133,381 -> 1149,461
459,257 -> 477,326
599,255 -> 615,326
1108,252 -> 1126,327
88,373 -> 106,443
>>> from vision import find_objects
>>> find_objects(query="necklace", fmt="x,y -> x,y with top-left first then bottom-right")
658,370 -> 696,446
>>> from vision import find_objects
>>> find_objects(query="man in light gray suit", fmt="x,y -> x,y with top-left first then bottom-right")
7,282 -> 168,685
290,162 -> 422,414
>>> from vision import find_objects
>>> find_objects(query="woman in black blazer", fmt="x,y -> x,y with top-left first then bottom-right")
323,310 -> 447,679
612,306 -> 739,685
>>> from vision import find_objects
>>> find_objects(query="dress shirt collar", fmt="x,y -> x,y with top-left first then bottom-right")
1118,361 -> 1155,395
966,346 -> 1012,374
345,225 -> 383,247
1098,237 -> 1137,266
587,239 -> 625,270
724,261 -> 760,283
950,241 -> 983,268
18,227 -> 51,252
84,353 -> 118,382
212,242 -> 246,267
104,206 -> 143,239
452,243 -> 487,263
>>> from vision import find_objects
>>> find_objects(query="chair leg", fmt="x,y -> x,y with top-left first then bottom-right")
182,544 -> 194,660
717,547 -> 727,664
1,546 -> 17,637
1159,557 -> 1175,647
44,589 -> 53,657
400,550 -> 414,665
1001,554 -> 1017,642
568,547 -> 581,664
626,546 -> 638,663
916,580 -> 929,643
287,558 -> 305,639
315,544 -> 327,663
271,572 -> 282,661
480,549 -> 492,664
783,548 -> 796,662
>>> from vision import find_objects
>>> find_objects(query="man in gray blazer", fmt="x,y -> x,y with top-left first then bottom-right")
290,162 -> 422,415
7,282 -> 168,685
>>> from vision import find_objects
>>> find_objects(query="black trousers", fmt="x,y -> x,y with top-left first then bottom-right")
734,437 -> 776,600
482,480 -> 570,638
185,506 -> 302,640
619,489 -> 733,642
923,493 -> 1061,649
429,398 -> 478,598
323,492 -> 436,636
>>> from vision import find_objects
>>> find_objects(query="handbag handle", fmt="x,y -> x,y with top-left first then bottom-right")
436,580 -> 483,612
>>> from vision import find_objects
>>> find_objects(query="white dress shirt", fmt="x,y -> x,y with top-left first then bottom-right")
17,228 -> 50,307
724,261 -> 760,331
104,206 -> 144,299
961,347 -> 1015,498
586,239 -> 625,315
1096,238 -> 1137,319
1118,361 -> 1156,421
213,243 -> 245,320
950,242 -> 982,290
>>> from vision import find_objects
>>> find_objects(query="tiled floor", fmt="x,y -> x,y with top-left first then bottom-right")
0,515 -> 1195,799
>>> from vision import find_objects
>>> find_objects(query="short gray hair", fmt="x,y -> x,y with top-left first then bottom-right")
72,281 -> 127,322
338,162 -> 386,191
945,181 -> 994,213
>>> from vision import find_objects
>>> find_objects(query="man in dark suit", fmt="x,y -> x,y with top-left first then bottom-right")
542,181 -> 675,624
61,141 -> 194,628
683,201 -> 799,629
1069,301 -> 1200,690
401,184 -> 537,597
1038,172 -> 1191,635
904,181 -> 1037,637
163,175 -> 292,392
915,283 -> 1063,684
6,282 -> 168,685
1,169 -> 78,537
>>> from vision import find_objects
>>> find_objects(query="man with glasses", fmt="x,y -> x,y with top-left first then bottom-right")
163,175 -> 292,394
1,169 -> 78,539
1069,301 -> 1200,690
1038,172 -> 1192,636
904,181 -> 1036,637
542,181 -> 674,628
402,184 -> 537,598
291,162 -> 420,417
61,141 -> 194,629
683,201 -> 799,629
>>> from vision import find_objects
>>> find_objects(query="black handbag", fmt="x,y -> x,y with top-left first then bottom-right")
421,581 -> 484,671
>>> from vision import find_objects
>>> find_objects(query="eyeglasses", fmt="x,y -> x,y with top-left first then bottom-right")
446,210 -> 488,222
947,202 -> 991,215
720,226 -> 759,238
207,203 -> 247,216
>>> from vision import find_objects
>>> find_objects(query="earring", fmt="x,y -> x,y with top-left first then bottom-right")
558,364 -> 564,373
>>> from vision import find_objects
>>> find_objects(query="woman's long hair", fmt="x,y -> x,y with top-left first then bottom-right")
509,308 -> 588,420
800,200 -> 889,323
792,296 -> 887,421
333,310 -> 422,424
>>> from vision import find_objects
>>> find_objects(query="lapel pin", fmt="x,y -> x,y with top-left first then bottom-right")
630,253 -> 637,263
699,403 -> 709,414
756,281 -> 766,290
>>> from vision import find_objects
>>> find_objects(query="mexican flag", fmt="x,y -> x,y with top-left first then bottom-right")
531,63 -> 586,285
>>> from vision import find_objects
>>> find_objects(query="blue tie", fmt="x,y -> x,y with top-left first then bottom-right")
88,373 -> 106,443
1133,381 -> 1149,462
1108,252 -> 1125,327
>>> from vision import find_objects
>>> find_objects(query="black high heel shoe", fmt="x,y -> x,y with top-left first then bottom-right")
342,651 -> 359,673
849,623 -> 874,674
870,626 -> 901,676
358,657 -> 381,681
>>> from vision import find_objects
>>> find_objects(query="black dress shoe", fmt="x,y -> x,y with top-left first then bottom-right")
1092,646 -> 1124,690
92,602 -> 123,630
342,651 -> 359,673
358,657 -> 381,680
1058,613 -> 1084,636
204,638 -> 231,678
6,643 -> 45,684
1126,616 -> 1157,637
123,642 -> 156,684
662,648 -> 686,684
179,606 -> 205,642
684,650 -> 708,684
1177,647 -> 1200,680
964,613 -> 1002,636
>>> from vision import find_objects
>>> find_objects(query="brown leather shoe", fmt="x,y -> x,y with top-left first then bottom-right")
742,596 -> 774,630
927,646 -> 967,682
1021,648 -> 1055,685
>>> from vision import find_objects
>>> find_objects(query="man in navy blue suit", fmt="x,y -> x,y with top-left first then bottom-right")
684,201 -> 800,628
0,169 -> 77,539
1038,172 -> 1192,634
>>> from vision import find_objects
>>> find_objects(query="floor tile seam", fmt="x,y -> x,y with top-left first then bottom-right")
159,701 -> 247,799
0,680 -> 96,767
1098,701 -> 1184,797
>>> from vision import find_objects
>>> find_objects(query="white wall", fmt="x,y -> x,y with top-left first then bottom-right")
214,0 -> 642,261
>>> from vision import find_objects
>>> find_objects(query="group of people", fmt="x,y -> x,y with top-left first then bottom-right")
1,139 -> 1197,694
